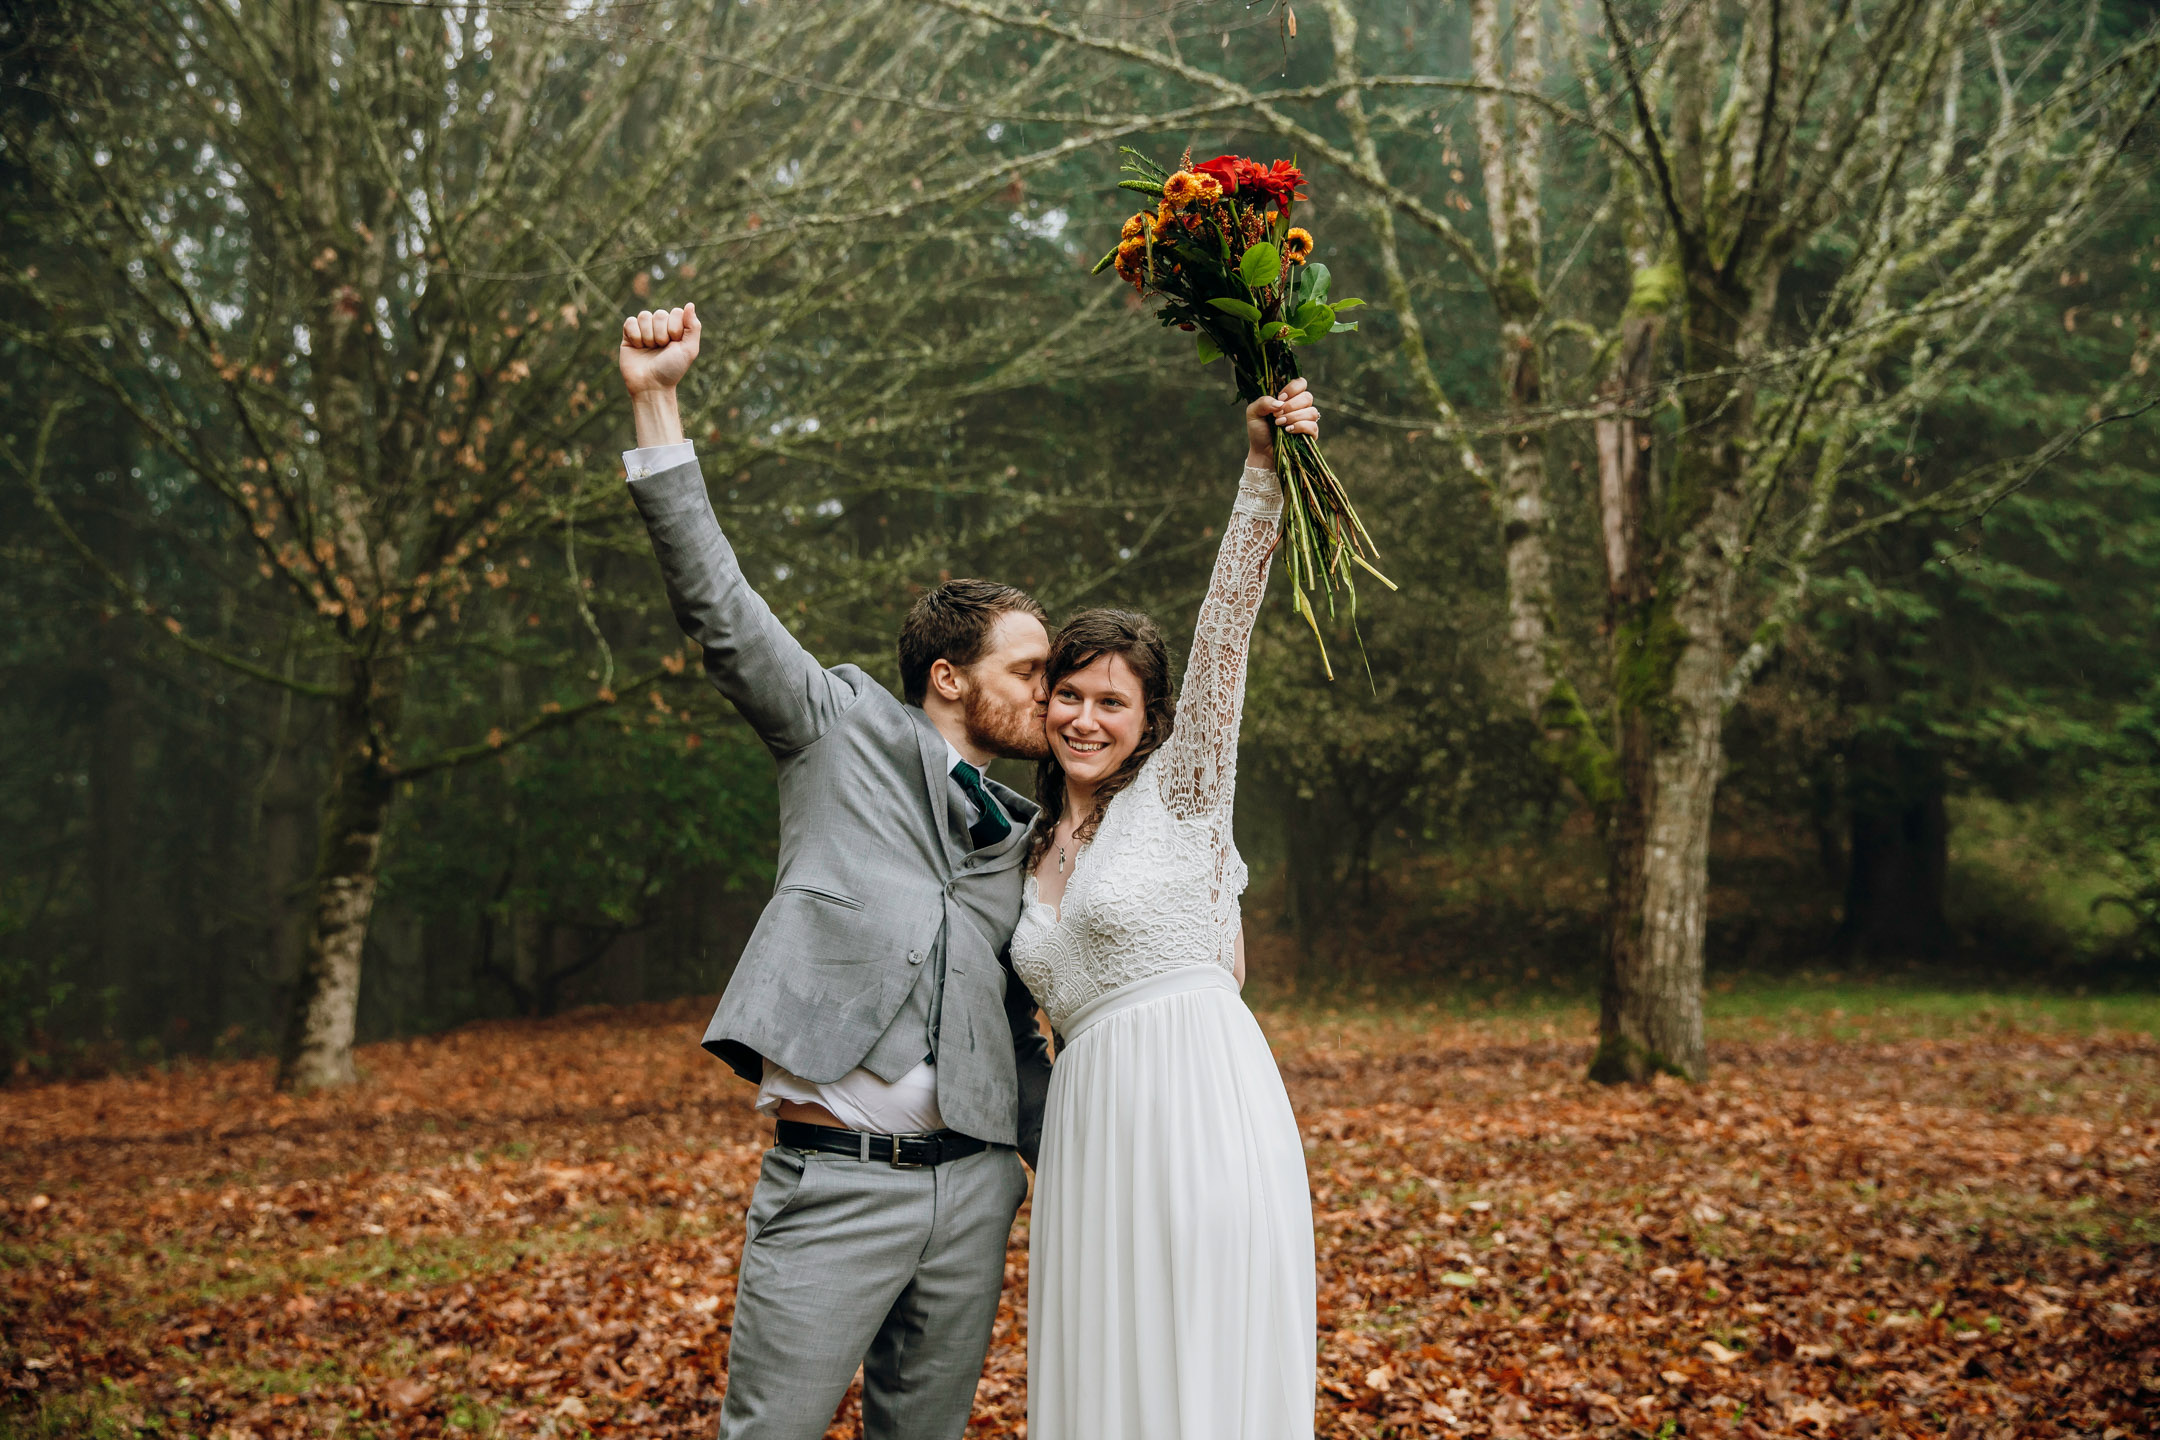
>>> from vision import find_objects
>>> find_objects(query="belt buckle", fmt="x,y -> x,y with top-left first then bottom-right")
888,1131 -> 935,1169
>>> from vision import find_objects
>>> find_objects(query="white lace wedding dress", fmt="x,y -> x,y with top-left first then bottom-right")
1011,464 -> 1315,1439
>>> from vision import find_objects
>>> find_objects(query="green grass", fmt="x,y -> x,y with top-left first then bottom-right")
1257,973 -> 2160,1038
1698,977 -> 2160,1037
0,1382 -> 149,1440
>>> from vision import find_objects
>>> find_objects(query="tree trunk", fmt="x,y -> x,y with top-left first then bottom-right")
1470,0 -> 1558,724
1838,743 -> 1951,959
259,728 -> 315,999
87,492 -> 139,1033
1593,677 -> 1721,1082
1281,791 -> 1335,951
513,909 -> 546,1016
1594,302 -> 1665,620
1592,259 -> 1749,1084
538,924 -> 573,1018
276,656 -> 400,1090
603,929 -> 646,1008
88,613 -> 138,1031
1592,276 -> 1700,1084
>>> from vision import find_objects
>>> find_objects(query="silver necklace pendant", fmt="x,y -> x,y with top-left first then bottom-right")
1057,842 -> 1068,875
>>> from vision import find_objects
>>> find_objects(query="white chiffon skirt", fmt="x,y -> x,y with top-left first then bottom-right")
1027,965 -> 1316,1440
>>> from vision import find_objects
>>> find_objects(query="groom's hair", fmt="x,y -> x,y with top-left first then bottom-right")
898,579 -> 1047,705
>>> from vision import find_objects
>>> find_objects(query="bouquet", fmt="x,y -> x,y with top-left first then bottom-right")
1093,147 -> 1390,676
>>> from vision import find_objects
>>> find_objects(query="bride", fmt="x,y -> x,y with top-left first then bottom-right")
1011,381 -> 1319,1438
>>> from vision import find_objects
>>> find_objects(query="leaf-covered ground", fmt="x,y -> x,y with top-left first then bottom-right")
3,994 -> 2155,1438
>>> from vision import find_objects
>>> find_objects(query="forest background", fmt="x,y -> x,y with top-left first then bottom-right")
3,0 -> 2158,1087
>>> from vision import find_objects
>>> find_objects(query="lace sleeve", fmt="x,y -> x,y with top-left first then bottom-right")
1157,464 -> 1282,831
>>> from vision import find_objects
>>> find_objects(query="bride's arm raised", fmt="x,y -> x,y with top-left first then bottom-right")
1156,380 -> 1319,833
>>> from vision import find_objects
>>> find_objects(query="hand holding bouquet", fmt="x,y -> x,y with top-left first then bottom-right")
1094,148 -> 1390,675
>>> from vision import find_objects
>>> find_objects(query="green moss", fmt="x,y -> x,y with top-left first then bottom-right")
1611,596 -> 1688,737
1625,260 -> 1683,318
1492,264 -> 1542,320
1588,1030 -> 1697,1085
1535,677 -> 1620,807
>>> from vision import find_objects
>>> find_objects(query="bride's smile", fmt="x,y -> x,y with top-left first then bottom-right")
1045,652 -> 1145,786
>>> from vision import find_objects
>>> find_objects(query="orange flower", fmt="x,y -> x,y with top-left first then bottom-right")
1114,236 -> 1148,283
1283,227 -> 1315,262
1191,172 -> 1224,204
1119,211 -> 1150,241
1152,202 -> 1181,239
1161,169 -> 1207,209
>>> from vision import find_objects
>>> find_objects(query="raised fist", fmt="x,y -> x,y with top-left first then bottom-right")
618,304 -> 701,396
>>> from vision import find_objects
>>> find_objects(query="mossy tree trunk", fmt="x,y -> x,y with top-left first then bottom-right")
278,655 -> 401,1089
1591,274 -> 1701,1082
1591,547 -> 1731,1082
1470,0 -> 1561,730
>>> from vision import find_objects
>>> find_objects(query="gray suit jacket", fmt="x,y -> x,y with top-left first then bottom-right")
629,458 -> 1053,1157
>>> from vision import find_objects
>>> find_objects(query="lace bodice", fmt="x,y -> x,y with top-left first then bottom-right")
1011,465 -> 1282,1034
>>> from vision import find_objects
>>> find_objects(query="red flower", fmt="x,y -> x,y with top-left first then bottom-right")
1251,160 -> 1307,208
1194,154 -> 1268,197
1192,155 -> 1307,208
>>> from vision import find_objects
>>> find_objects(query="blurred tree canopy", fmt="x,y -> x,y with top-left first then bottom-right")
2,0 -> 2154,1086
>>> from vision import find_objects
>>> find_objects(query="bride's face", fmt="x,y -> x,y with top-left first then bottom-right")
1046,652 -> 1145,790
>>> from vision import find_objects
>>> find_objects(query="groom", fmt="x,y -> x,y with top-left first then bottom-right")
616,302 -> 1053,1440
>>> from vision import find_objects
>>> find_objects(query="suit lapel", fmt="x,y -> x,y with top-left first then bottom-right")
907,706 -> 970,868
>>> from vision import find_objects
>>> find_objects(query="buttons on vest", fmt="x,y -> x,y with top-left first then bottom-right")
907,949 -> 925,966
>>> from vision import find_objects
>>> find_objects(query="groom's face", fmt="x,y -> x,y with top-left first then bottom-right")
958,611 -> 1052,761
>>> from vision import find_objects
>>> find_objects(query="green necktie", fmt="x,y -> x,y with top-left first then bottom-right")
950,759 -> 1012,851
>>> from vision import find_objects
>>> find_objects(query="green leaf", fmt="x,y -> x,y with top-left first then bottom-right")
1238,242 -> 1282,289
1117,178 -> 1165,196
1207,297 -> 1263,323
1294,301 -> 1335,330
1195,333 -> 1222,362
1261,321 -> 1291,341
1302,262 -> 1332,303
1090,247 -> 1120,276
1330,320 -> 1360,333
1329,297 -> 1365,310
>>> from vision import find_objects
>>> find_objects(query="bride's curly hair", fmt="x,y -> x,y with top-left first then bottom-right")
1026,608 -> 1179,871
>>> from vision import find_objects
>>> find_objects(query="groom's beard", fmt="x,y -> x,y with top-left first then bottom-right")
964,685 -> 1051,762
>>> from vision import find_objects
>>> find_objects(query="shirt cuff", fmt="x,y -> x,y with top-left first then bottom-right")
623,440 -> 695,482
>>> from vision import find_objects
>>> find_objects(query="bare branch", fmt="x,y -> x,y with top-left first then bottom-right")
390,662 -> 699,781
8,404 -> 342,702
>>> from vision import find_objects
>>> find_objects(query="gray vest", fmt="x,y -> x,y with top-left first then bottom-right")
859,767 -> 1028,1084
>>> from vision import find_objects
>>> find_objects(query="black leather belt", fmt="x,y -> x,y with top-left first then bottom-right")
775,1119 -> 990,1169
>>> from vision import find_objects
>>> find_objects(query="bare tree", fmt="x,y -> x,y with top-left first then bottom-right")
3,0 -> 1161,1087
920,0 -> 2159,1078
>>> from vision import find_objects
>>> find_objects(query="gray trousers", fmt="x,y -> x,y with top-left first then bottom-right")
717,1141 -> 1029,1440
